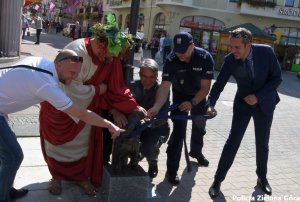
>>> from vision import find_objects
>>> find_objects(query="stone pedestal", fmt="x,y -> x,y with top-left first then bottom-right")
101,164 -> 149,202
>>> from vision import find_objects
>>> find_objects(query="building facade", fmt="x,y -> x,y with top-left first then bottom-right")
102,0 -> 300,69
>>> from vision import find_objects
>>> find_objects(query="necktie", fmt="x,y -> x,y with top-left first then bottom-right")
245,58 -> 254,79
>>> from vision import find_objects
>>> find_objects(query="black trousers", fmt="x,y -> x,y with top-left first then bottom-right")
166,91 -> 207,175
36,29 -> 42,43
150,48 -> 158,59
22,28 -> 26,39
140,123 -> 170,165
214,101 -> 273,182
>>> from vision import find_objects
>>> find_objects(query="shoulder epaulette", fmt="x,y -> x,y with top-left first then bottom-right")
167,52 -> 176,62
196,48 -> 209,60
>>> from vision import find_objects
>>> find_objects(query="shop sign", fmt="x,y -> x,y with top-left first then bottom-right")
179,27 -> 191,33
278,7 -> 300,17
181,20 -> 223,30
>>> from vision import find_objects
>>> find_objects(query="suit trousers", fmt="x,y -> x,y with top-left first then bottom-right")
214,102 -> 273,183
166,92 -> 207,175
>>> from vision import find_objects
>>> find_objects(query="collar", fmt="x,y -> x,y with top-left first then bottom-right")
246,46 -> 253,61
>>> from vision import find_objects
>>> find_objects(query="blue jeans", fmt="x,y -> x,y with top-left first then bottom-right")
0,116 -> 24,202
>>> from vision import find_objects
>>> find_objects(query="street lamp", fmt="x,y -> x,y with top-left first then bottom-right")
124,0 -> 140,83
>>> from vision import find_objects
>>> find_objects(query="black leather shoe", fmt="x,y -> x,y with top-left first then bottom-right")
10,187 -> 29,200
148,164 -> 158,178
257,178 -> 272,195
189,152 -> 209,167
165,171 -> 180,186
208,181 -> 221,198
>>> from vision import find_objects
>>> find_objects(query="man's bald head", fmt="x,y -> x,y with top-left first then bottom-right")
54,49 -> 79,64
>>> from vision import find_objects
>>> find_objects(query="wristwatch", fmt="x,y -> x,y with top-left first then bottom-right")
190,99 -> 197,108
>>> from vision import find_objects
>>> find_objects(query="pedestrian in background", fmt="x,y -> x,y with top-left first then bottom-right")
150,33 -> 160,59
148,32 -> 214,185
21,15 -> 29,40
159,32 -> 165,57
32,14 -> 43,44
162,33 -> 172,63
0,50 -> 123,202
72,21 -> 81,40
207,27 -> 282,198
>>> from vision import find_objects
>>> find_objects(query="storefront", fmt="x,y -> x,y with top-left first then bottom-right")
271,25 -> 300,70
179,16 -> 225,54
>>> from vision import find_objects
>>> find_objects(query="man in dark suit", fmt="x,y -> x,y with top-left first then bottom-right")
207,27 -> 282,197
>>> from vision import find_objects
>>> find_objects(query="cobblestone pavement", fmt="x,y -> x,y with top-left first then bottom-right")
2,28 -> 300,201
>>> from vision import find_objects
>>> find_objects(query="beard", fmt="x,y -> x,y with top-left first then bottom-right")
59,77 -> 71,85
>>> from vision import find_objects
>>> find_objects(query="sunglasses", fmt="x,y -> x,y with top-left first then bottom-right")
230,32 -> 251,43
59,56 -> 83,63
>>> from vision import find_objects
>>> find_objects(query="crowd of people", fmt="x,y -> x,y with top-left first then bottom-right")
2,13 -> 282,201
21,13 -> 69,44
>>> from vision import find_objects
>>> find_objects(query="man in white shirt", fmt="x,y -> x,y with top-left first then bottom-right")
0,50 -> 123,202
32,14 -> 43,44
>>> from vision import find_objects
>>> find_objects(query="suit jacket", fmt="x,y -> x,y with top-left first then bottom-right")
208,44 -> 282,115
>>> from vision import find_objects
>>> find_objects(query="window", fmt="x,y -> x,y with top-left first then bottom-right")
285,0 -> 294,7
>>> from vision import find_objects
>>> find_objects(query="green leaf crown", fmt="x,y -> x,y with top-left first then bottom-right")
90,14 -> 134,55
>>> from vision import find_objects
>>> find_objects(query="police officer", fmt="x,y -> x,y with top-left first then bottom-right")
148,32 -> 214,185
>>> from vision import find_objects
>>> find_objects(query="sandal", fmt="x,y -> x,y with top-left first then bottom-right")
78,180 -> 96,196
48,178 -> 62,195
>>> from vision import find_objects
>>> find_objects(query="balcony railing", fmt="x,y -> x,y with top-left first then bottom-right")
238,0 -> 276,8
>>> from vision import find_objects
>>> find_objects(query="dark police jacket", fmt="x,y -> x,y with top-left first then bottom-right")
162,47 -> 214,96
208,44 -> 282,115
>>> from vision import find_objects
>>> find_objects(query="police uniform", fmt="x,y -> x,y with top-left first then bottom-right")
162,47 -> 214,176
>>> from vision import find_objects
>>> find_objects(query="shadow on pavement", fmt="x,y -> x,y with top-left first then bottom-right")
155,163 -> 198,202
250,186 -> 267,202
212,194 -> 227,202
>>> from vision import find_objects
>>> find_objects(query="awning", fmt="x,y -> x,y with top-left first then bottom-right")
23,0 -> 42,7
222,23 -> 276,41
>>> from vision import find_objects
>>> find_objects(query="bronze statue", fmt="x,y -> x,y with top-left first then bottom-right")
111,110 -> 146,174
